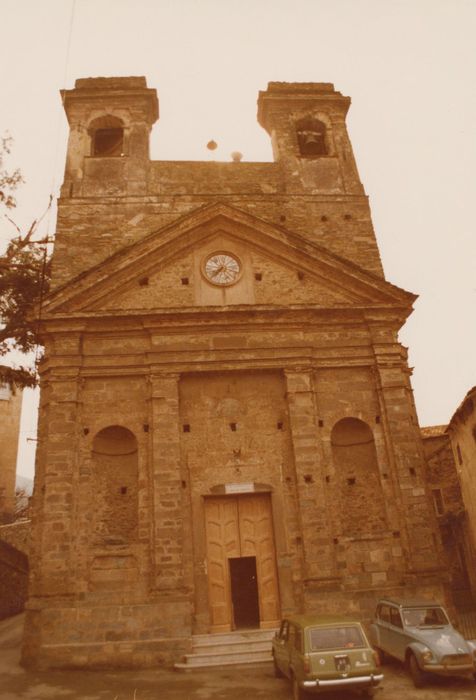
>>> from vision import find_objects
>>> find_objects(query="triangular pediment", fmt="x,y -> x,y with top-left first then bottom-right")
42,202 -> 416,317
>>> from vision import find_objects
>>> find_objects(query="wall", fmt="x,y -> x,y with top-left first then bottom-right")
0,521 -> 30,619
22,77 -> 448,670
0,387 -> 22,523
445,388 -> 476,598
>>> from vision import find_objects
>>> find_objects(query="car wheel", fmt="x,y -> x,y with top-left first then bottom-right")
409,653 -> 426,688
375,647 -> 386,664
292,673 -> 305,700
273,657 -> 283,678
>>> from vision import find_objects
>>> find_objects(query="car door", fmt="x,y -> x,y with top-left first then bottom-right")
386,606 -> 407,661
373,603 -> 393,654
289,624 -> 304,680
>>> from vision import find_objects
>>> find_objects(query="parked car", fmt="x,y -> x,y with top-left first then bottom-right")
369,598 -> 476,687
272,614 -> 383,698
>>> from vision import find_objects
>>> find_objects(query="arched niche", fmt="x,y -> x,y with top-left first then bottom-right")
88,115 -> 125,157
91,425 -> 138,544
295,116 -> 328,157
331,417 -> 387,535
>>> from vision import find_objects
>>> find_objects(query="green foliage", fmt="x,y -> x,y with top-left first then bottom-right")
0,135 -> 51,389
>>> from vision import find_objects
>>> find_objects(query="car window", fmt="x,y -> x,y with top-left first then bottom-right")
389,607 -> 403,628
402,607 -> 449,627
377,604 -> 391,623
309,625 -> 366,651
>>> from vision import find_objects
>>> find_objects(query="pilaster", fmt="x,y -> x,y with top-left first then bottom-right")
285,368 -> 337,585
148,372 -> 185,591
29,371 -> 80,598
373,344 -> 445,580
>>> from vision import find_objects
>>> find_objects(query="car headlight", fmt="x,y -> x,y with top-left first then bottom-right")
421,649 -> 435,664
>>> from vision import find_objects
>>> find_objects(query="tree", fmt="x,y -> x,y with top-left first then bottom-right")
0,135 -> 51,389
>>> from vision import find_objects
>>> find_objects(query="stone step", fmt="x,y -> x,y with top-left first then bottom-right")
174,628 -> 278,671
192,639 -> 272,654
192,629 -> 277,647
176,650 -> 273,669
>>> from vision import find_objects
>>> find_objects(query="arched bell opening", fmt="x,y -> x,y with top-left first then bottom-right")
89,115 -> 125,157
295,116 -> 328,157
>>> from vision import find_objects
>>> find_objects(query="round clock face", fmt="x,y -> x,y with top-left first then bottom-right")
203,252 -> 242,286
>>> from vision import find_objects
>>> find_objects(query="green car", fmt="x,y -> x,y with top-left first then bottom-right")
272,614 -> 383,699
369,598 -> 476,687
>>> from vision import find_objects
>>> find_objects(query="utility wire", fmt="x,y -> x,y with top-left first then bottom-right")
33,0 -> 76,371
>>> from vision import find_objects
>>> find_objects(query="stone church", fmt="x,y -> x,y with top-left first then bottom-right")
22,77 -> 448,669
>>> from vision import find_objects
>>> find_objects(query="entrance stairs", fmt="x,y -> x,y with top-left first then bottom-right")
174,628 -> 277,670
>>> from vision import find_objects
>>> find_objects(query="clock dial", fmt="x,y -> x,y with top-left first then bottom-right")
204,253 -> 241,285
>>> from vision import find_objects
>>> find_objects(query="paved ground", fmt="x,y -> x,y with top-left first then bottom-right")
1,615 -> 475,700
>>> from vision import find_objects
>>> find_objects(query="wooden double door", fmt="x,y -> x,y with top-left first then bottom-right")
204,493 -> 280,631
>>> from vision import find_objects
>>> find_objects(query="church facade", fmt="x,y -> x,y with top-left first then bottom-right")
22,77 -> 448,669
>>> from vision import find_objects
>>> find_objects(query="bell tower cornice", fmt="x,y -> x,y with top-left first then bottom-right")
257,81 -> 363,195
60,76 -> 159,126
257,82 -> 350,131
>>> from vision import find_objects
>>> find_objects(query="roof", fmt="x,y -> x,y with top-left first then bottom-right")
447,386 -> 476,431
420,425 -> 448,438
284,614 -> 362,627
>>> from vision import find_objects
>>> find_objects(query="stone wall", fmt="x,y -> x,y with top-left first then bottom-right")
0,520 -> 30,555
0,521 -> 30,620
445,388 -> 476,599
0,387 -> 22,523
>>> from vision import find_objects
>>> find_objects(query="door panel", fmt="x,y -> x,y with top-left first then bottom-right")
238,494 -> 281,627
205,493 -> 280,631
204,498 -> 240,630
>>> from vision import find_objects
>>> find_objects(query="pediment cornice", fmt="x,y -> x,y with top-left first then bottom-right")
42,202 -> 416,316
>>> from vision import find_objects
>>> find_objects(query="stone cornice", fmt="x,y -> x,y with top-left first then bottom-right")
43,202 -> 416,316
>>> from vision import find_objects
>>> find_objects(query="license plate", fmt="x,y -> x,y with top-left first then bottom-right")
334,654 -> 350,672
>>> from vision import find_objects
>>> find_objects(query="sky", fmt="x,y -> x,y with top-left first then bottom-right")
1,0 -> 475,479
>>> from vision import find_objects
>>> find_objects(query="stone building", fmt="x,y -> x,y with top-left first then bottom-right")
23,77 -> 449,669
421,425 -> 475,605
446,387 -> 476,596
0,385 -> 22,524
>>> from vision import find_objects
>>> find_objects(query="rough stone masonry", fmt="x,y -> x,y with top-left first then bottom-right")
22,77 -> 449,669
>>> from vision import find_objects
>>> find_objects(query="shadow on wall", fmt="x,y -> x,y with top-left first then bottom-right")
0,538 -> 29,620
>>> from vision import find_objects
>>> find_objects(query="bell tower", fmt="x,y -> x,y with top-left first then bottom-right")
60,77 -> 158,197
258,82 -> 364,195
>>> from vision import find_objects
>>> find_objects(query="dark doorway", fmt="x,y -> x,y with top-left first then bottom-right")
229,556 -> 260,628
